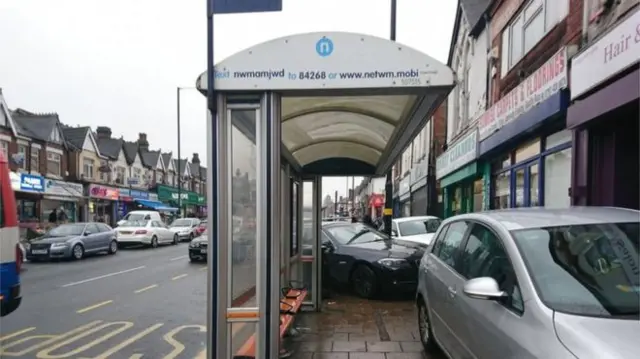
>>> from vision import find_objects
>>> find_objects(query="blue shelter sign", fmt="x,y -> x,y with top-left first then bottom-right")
212,0 -> 282,14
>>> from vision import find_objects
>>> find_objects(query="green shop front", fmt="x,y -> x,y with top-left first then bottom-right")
436,128 -> 486,218
156,185 -> 206,217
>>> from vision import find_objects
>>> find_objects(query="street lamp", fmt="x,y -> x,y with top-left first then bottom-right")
176,86 -> 198,217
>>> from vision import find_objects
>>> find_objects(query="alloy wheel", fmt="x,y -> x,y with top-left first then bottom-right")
72,244 -> 84,260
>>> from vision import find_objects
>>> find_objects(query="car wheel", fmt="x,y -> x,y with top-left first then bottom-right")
173,234 -> 179,245
72,244 -> 84,260
417,299 -> 439,353
108,240 -> 118,255
350,264 -> 377,299
150,236 -> 158,248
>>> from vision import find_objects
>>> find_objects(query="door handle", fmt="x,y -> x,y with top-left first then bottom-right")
447,286 -> 457,298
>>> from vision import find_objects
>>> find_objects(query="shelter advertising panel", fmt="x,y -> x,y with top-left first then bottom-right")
436,129 -> 478,180
478,47 -> 568,140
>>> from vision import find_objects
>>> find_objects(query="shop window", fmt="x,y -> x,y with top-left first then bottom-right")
30,148 -> 40,173
514,167 -> 526,207
515,138 -> 541,163
452,187 -> 462,215
17,145 -> 27,170
544,148 -> 571,208
473,178 -> 484,212
494,172 -> 511,209
492,154 -> 511,172
83,158 -> 94,179
47,152 -> 61,176
0,140 -> 8,158
434,221 -> 468,268
545,130 -> 572,150
530,164 -> 540,206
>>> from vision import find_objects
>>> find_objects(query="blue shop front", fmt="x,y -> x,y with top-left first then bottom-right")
477,47 -> 572,210
10,172 -> 45,222
117,188 -> 166,220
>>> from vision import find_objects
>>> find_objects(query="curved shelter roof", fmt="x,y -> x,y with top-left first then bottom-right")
196,32 -> 454,176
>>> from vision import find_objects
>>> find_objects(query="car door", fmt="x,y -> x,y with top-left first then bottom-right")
83,223 -> 102,252
321,227 -> 355,285
455,222 -> 526,359
151,221 -> 168,242
96,223 -> 113,249
424,220 -> 471,359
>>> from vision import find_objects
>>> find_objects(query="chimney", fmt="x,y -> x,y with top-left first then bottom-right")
96,126 -> 112,140
138,133 -> 149,152
192,153 -> 200,164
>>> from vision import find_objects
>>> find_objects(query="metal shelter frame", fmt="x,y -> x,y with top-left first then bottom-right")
198,31 -> 454,359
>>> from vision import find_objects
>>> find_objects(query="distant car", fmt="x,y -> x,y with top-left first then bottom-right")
195,220 -> 207,236
26,222 -> 117,261
392,216 -> 442,246
169,218 -> 200,242
116,219 -> 178,248
321,222 -> 425,298
416,207 -> 640,358
188,230 -> 208,262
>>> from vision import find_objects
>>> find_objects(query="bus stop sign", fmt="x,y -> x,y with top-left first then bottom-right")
213,0 -> 282,14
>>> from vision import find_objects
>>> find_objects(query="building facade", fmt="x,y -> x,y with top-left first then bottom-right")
568,2 -> 639,209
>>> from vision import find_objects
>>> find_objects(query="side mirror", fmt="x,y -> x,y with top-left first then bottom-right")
321,241 -> 334,252
84,231 -> 91,236
391,229 -> 398,237
463,277 -> 505,300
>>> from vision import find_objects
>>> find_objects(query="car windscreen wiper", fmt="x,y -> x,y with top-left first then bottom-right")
346,229 -> 371,244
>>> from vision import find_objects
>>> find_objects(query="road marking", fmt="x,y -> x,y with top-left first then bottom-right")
129,355 -> 144,359
61,266 -> 146,287
0,327 -> 36,342
76,300 -> 113,314
36,321 -> 134,358
163,325 -> 206,359
86,323 -> 164,359
171,274 -> 188,281
134,284 -> 158,294
0,321 -> 102,356
170,255 -> 187,261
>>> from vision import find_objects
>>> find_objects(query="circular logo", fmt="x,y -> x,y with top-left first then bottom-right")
316,37 -> 334,57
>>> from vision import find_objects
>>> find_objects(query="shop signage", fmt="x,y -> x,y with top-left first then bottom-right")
571,10 -> 640,100
13,172 -> 44,192
44,179 -> 84,197
436,129 -> 477,180
88,184 -> 120,200
156,185 -> 206,205
398,175 -> 411,196
478,47 -> 568,140
119,188 -> 150,200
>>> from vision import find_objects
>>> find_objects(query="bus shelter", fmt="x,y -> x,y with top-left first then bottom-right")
196,31 -> 454,359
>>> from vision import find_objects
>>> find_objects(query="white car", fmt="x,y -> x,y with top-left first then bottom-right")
116,219 -> 179,248
169,218 -> 200,242
391,216 -> 442,246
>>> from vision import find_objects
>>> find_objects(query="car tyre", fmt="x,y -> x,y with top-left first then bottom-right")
417,299 -> 440,353
72,244 -> 84,260
150,236 -> 158,248
108,240 -> 118,255
173,234 -> 179,245
350,264 -> 377,299
188,233 -> 194,242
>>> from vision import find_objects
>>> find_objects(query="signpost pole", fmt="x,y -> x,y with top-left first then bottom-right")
383,0 -> 397,237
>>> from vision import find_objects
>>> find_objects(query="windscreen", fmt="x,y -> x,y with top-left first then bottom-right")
171,219 -> 192,227
47,224 -> 85,237
120,220 -> 149,228
513,222 -> 639,318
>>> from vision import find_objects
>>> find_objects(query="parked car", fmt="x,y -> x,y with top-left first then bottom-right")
116,219 -> 178,248
188,230 -> 208,262
392,216 -> 442,246
116,210 -> 162,227
416,207 -> 640,359
321,222 -> 425,298
26,222 -> 117,261
195,220 -> 207,236
169,218 -> 200,242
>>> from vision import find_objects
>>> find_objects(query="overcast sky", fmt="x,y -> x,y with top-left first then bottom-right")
0,0 -> 456,200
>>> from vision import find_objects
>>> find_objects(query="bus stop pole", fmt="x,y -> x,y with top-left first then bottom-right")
383,0 -> 397,236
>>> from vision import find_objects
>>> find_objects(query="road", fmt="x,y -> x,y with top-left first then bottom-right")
0,242 -> 256,359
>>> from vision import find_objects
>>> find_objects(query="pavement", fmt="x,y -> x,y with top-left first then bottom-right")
0,241 -> 250,359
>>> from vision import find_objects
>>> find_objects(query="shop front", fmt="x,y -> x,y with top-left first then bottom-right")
478,47 -> 571,209
437,128 -> 481,218
397,175 -> 411,217
42,179 -> 84,223
87,184 -> 119,226
10,172 -> 44,223
568,10 -> 639,210
410,159 -> 428,216
156,185 -> 206,217
116,188 -> 173,220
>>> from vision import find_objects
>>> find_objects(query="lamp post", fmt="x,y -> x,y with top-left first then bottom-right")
383,0 -> 397,237
176,86 -> 197,217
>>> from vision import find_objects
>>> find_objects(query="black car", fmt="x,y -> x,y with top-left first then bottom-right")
188,232 -> 208,262
320,222 -> 425,298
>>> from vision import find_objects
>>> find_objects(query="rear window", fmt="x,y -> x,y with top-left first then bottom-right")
120,220 -> 149,227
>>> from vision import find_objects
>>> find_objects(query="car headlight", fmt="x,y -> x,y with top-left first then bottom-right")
189,241 -> 198,248
51,243 -> 69,248
378,258 -> 407,268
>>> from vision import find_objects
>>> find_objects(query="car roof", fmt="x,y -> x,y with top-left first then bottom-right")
393,216 -> 439,223
450,207 -> 640,231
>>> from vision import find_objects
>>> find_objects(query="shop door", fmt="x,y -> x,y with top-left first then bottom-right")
512,161 -> 540,207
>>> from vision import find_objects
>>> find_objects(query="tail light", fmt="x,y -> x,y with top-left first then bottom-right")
15,244 -> 22,273
134,230 -> 148,235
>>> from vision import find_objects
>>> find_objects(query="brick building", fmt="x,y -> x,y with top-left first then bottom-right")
474,0 -> 582,210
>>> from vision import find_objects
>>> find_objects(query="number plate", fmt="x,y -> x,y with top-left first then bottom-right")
200,249 -> 207,254
32,249 -> 48,255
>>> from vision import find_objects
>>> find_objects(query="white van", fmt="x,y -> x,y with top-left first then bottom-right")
117,211 -> 162,226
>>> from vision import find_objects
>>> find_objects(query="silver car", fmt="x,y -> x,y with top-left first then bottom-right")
26,222 -> 118,261
416,207 -> 639,359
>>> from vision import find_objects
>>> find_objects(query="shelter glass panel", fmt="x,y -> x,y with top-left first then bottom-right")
302,180 -> 314,298
230,109 -> 258,306
230,322 -> 257,356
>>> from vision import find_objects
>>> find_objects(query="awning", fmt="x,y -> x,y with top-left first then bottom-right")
134,199 -> 179,212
